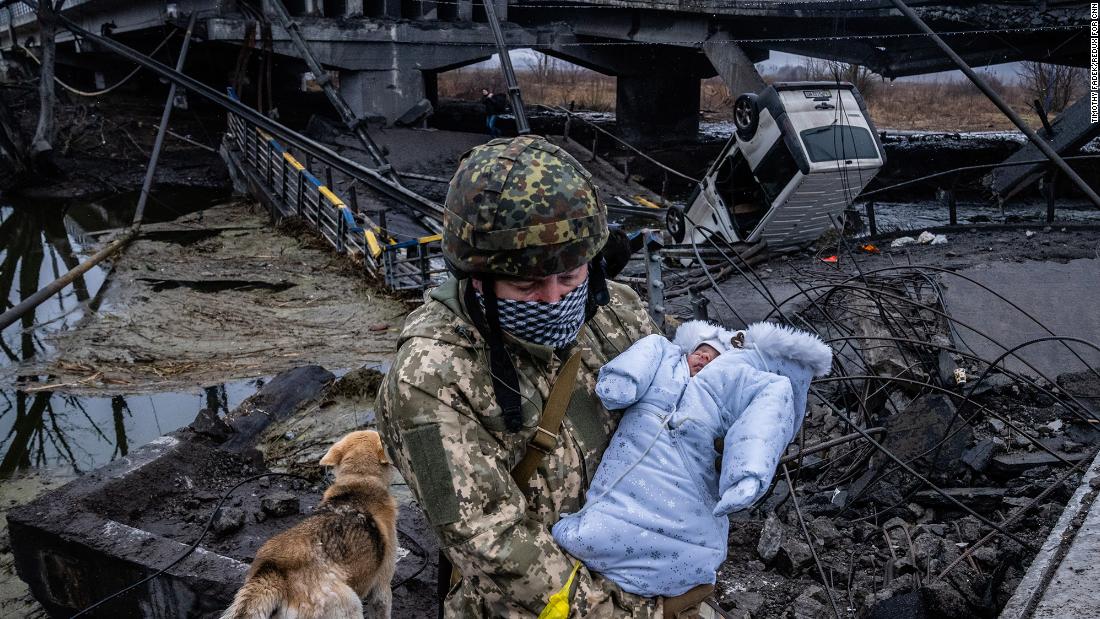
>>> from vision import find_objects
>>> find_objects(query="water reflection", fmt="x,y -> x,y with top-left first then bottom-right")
0,380 -> 263,475
0,188 -> 232,476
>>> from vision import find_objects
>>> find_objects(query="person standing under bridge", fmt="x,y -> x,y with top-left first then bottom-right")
481,88 -> 508,138
376,135 -> 718,618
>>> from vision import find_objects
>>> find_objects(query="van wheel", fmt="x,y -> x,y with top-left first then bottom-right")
666,205 -> 686,243
734,94 -> 760,141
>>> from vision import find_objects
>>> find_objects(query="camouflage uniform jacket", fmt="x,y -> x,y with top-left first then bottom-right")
377,276 -> 663,618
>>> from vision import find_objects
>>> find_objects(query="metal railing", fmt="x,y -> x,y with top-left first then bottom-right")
854,151 -> 1100,235
224,111 -> 447,292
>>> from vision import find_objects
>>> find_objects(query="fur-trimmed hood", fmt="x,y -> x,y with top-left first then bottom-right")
673,320 -> 737,356
742,321 -> 833,377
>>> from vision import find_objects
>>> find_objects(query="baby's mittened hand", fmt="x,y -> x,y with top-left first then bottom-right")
714,478 -> 762,516
595,375 -> 638,409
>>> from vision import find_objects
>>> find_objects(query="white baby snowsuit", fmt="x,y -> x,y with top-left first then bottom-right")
552,320 -> 832,597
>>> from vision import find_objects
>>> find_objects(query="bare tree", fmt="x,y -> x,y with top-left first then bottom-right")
1017,61 -> 1087,114
802,57 -> 881,102
30,0 -> 63,169
0,93 -> 31,175
528,52 -> 559,102
530,53 -> 559,83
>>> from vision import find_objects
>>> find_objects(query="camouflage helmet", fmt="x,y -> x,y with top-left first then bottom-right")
443,135 -> 608,279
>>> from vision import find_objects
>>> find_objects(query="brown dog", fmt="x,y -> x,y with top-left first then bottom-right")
220,430 -> 398,619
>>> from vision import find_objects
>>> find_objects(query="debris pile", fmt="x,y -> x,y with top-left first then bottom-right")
0,91 -> 228,199
708,263 -> 1100,618
918,4 -> 1086,29
890,231 -> 948,248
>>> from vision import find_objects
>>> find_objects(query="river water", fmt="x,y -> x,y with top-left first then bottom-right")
0,188 -> 267,477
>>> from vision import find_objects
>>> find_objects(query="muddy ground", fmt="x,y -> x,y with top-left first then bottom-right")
9,201 -> 409,394
681,223 -> 1100,330
0,196 -> 412,614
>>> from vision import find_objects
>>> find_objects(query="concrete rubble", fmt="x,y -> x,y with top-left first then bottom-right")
709,262 -> 1100,618
8,203 -> 1100,617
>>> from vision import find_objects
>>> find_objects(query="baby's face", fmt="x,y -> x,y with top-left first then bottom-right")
688,344 -> 720,376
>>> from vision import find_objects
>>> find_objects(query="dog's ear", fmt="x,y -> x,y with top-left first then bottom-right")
320,438 -> 347,467
376,438 -> 390,465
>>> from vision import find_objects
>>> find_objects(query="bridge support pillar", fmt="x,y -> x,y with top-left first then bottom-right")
549,41 -> 709,144
702,31 -> 766,97
341,68 -> 426,124
616,70 -> 699,145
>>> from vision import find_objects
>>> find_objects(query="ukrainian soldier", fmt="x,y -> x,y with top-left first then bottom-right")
376,135 -> 710,617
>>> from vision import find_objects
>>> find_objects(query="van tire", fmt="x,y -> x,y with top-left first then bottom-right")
734,94 -> 760,141
666,205 -> 686,243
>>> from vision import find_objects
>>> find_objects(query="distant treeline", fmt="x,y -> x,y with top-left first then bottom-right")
439,57 -> 1087,133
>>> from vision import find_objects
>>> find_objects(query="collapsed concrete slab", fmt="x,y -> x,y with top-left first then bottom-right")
991,95 -> 1100,204
1000,450 -> 1100,619
880,394 -> 972,469
7,366 -> 439,617
10,436 -> 262,617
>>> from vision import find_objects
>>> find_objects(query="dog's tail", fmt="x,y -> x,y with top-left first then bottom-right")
219,567 -> 286,619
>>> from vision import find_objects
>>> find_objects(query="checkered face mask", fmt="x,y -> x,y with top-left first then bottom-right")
478,278 -> 589,349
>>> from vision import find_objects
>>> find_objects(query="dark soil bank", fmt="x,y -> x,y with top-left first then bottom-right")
1,89 -> 230,201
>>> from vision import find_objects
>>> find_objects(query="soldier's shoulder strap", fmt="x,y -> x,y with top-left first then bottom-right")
445,348 -> 585,591
511,348 -> 584,494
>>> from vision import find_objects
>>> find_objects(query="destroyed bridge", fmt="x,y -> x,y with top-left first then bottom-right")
0,0 -> 1090,143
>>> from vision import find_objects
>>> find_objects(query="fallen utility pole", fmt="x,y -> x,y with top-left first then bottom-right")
888,0 -> 1100,209
134,12 -> 197,225
263,0 -> 402,184
19,0 -> 443,225
482,0 -> 530,135
0,16 -> 200,333
150,124 -> 217,153
0,232 -> 134,333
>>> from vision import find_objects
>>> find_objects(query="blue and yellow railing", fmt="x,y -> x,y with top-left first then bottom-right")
223,98 -> 446,291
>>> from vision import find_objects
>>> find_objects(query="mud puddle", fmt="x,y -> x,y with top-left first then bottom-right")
0,188 -> 246,611
0,188 -> 231,361
10,202 -> 408,394
0,188 -> 266,474
0,378 -> 266,476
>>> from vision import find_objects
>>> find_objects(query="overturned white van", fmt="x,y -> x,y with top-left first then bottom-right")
668,82 -> 885,252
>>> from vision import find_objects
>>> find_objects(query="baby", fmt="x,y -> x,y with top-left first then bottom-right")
551,320 -> 832,598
